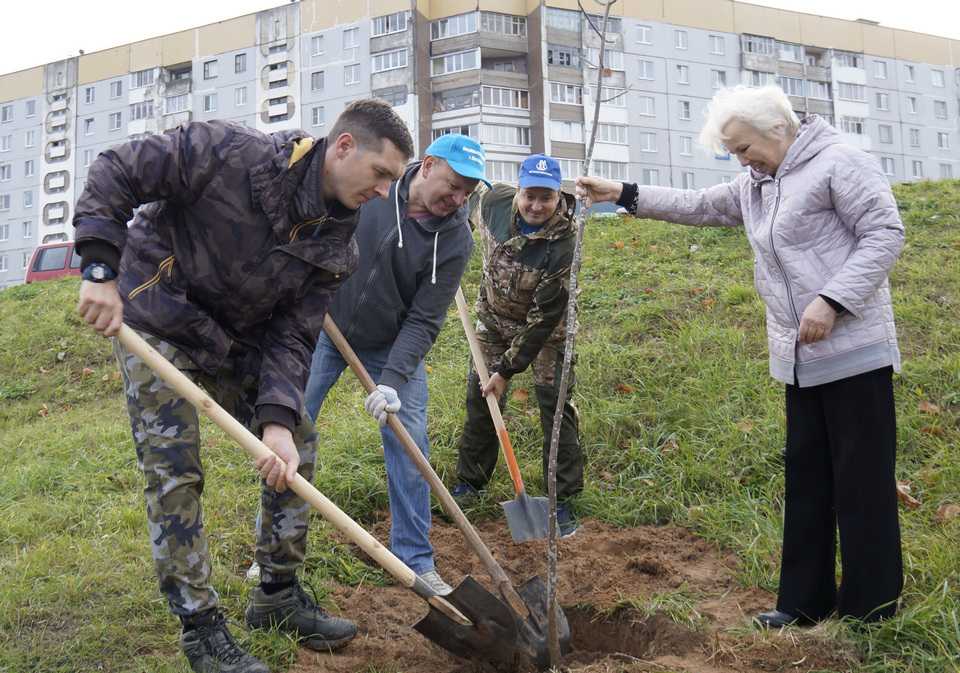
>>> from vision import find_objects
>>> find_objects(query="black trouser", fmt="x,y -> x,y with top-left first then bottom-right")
777,366 -> 903,622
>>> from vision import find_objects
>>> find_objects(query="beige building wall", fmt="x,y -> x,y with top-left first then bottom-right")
78,47 -> 131,86
0,67 -> 43,103
198,16 -> 256,56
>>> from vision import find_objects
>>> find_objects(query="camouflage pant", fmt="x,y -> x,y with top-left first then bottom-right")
114,331 -> 317,618
455,321 -> 583,500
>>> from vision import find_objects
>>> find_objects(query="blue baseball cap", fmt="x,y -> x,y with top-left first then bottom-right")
519,154 -> 562,191
424,134 -> 491,187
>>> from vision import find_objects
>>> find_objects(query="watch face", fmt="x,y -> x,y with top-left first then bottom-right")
92,265 -> 105,280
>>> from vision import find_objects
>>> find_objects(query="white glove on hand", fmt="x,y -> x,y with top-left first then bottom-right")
364,384 -> 401,426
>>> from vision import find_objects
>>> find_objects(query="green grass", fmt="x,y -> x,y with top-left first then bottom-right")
1,179 -> 958,672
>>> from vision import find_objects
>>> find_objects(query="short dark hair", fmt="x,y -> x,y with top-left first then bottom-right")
329,98 -> 414,160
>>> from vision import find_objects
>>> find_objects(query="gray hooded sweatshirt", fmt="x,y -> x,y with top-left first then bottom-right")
617,115 -> 904,387
328,161 -> 474,389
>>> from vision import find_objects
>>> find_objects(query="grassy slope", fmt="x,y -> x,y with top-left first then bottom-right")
0,180 -> 957,672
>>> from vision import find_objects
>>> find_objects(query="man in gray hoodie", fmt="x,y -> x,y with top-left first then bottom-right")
304,134 -> 488,594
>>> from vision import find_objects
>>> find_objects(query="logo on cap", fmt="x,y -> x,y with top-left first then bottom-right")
536,159 -> 548,171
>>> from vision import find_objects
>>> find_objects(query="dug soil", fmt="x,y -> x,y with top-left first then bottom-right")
292,518 -> 859,673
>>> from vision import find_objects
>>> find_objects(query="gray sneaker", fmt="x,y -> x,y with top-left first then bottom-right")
180,612 -> 268,673
245,583 -> 357,651
419,569 -> 454,596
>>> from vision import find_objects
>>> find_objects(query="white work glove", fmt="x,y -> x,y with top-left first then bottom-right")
364,384 -> 401,426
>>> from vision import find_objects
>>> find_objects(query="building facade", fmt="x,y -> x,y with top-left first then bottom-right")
1,0 -> 958,287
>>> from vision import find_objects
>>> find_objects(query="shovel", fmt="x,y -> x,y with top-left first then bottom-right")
454,287 -> 551,544
323,315 -> 570,670
115,325 -> 519,668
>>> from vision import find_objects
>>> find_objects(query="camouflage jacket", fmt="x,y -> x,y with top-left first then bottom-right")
73,120 -> 359,428
472,183 -> 577,378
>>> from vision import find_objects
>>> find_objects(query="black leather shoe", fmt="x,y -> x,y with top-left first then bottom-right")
753,609 -> 812,628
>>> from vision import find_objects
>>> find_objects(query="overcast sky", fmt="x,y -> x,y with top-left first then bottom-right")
2,0 -> 959,77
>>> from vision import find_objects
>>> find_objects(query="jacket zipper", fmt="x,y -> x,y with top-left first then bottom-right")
768,179 -> 800,327
343,225 -> 397,341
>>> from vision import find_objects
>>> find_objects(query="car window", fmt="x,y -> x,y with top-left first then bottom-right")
34,246 -> 69,272
69,248 -> 82,269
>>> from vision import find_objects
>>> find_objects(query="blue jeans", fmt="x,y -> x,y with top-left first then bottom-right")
304,332 -> 435,574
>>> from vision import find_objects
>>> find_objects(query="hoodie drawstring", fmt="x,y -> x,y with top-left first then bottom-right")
431,232 -> 438,285
395,184 -> 404,249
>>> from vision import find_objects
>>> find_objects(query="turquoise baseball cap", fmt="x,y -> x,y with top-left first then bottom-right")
424,133 -> 491,187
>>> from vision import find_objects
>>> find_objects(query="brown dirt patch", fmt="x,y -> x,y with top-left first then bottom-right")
291,518 -> 859,673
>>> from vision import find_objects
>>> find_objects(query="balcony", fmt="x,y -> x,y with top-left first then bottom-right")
47,143 -> 67,160
49,97 -> 68,113
268,67 -> 289,84
45,172 -> 68,192
268,101 -> 288,117
268,50 -> 287,66
742,52 -> 777,73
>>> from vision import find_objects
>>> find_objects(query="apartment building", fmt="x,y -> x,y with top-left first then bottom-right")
1,0 -> 958,288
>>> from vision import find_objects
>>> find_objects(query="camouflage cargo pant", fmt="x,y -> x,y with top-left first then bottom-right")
455,321 -> 583,500
114,330 -> 317,618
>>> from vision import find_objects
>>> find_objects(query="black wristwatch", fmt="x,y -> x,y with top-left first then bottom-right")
82,262 -> 118,283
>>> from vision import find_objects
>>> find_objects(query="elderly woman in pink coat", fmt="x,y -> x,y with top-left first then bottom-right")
578,85 -> 904,627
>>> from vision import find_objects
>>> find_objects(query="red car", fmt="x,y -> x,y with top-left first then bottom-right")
25,241 -> 82,283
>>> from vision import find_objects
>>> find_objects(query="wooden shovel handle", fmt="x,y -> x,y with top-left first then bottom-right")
454,287 -> 526,496
115,324 -> 469,626
322,315 -> 529,618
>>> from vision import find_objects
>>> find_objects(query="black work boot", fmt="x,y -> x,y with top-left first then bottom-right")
180,611 -> 269,673
245,582 -> 357,651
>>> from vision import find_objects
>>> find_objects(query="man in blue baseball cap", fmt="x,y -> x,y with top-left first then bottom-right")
452,153 -> 584,537
300,133 -> 487,595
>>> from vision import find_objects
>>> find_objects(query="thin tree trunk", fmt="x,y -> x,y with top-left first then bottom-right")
546,1 -> 617,667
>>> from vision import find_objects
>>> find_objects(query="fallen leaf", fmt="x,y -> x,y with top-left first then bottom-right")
615,382 -> 635,394
81,367 -> 94,377
511,388 -> 529,403
736,419 -> 755,433
661,437 -> 679,453
920,426 -> 946,437
935,503 -> 960,523
896,481 -> 921,509
38,404 -> 49,417
690,287 -> 705,296
112,371 -> 121,380
643,287 -> 654,295
101,374 -> 110,382
918,400 -> 941,415
701,298 -> 716,309
612,240 -> 625,250
39,366 -> 50,374
425,365 -> 433,374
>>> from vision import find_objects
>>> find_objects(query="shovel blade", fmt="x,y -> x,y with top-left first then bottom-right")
413,575 -> 518,666
501,492 -> 553,543
515,575 -> 572,671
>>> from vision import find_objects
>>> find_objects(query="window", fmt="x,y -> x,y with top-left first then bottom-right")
742,35 -> 774,55
22,221 -> 31,238
878,124 -> 893,143
934,100 -> 948,119
24,130 -> 35,148
131,68 -> 155,89
712,70 -> 727,89
485,160 -> 520,184
940,164 -> 954,179
909,128 -> 921,148
311,106 -> 325,127
343,27 -> 359,61
432,124 -> 480,141
547,46 -> 579,68
202,93 -> 217,113
234,53 -> 247,74
0,106 -> 12,123
588,14 -> 621,33
82,149 -> 94,167
129,100 -> 154,120
597,123 -> 628,145
558,159 -> 583,179
932,70 -> 945,87
586,48 -> 623,70
937,132 -> 950,150
24,160 -> 34,177
907,96 -> 918,114
675,30 -> 688,49
482,124 -> 530,146
372,11 -> 408,36
25,100 -> 36,117
23,191 -> 32,208
904,65 -> 915,83
594,86 -> 627,107
835,52 -> 863,68
840,116 -> 865,135
83,118 -> 94,135
679,100 -> 691,120
0,164 -> 10,181
880,157 -> 895,176
773,75 -> 802,97
108,111 -> 122,129
837,83 -> 866,101
681,172 -> 696,189
234,87 -> 247,107
638,95 -> 655,116
680,135 -> 693,155
372,49 -> 407,76
344,64 -> 361,86
310,71 -> 325,92
433,86 -> 481,112
482,86 -> 528,110
777,41 -> 802,62
0,255 -> 6,272
637,25 -> 652,44
311,35 -> 324,56
431,12 -> 477,40
110,80 -> 123,98
546,8 -> 579,32
807,80 -> 830,99
709,35 -> 725,55
638,60 -> 655,80
480,12 -> 526,37
595,161 -> 628,180
84,86 -> 95,104
202,60 -> 217,80
431,49 -> 477,76
912,160 -> 923,178
747,70 -> 775,87
875,92 -> 889,111
550,120 -> 583,142
874,61 -> 887,79
641,168 -> 659,185
676,65 -> 689,84
639,132 -> 656,152
550,82 -> 582,104
0,136 -> 9,152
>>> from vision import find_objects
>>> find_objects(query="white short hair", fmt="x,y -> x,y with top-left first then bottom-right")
698,85 -> 800,154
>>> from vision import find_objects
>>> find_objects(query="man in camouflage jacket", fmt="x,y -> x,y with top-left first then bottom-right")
74,100 -> 412,673
452,154 -> 583,536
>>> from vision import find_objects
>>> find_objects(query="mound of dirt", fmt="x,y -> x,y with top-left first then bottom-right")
291,518 -> 858,673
